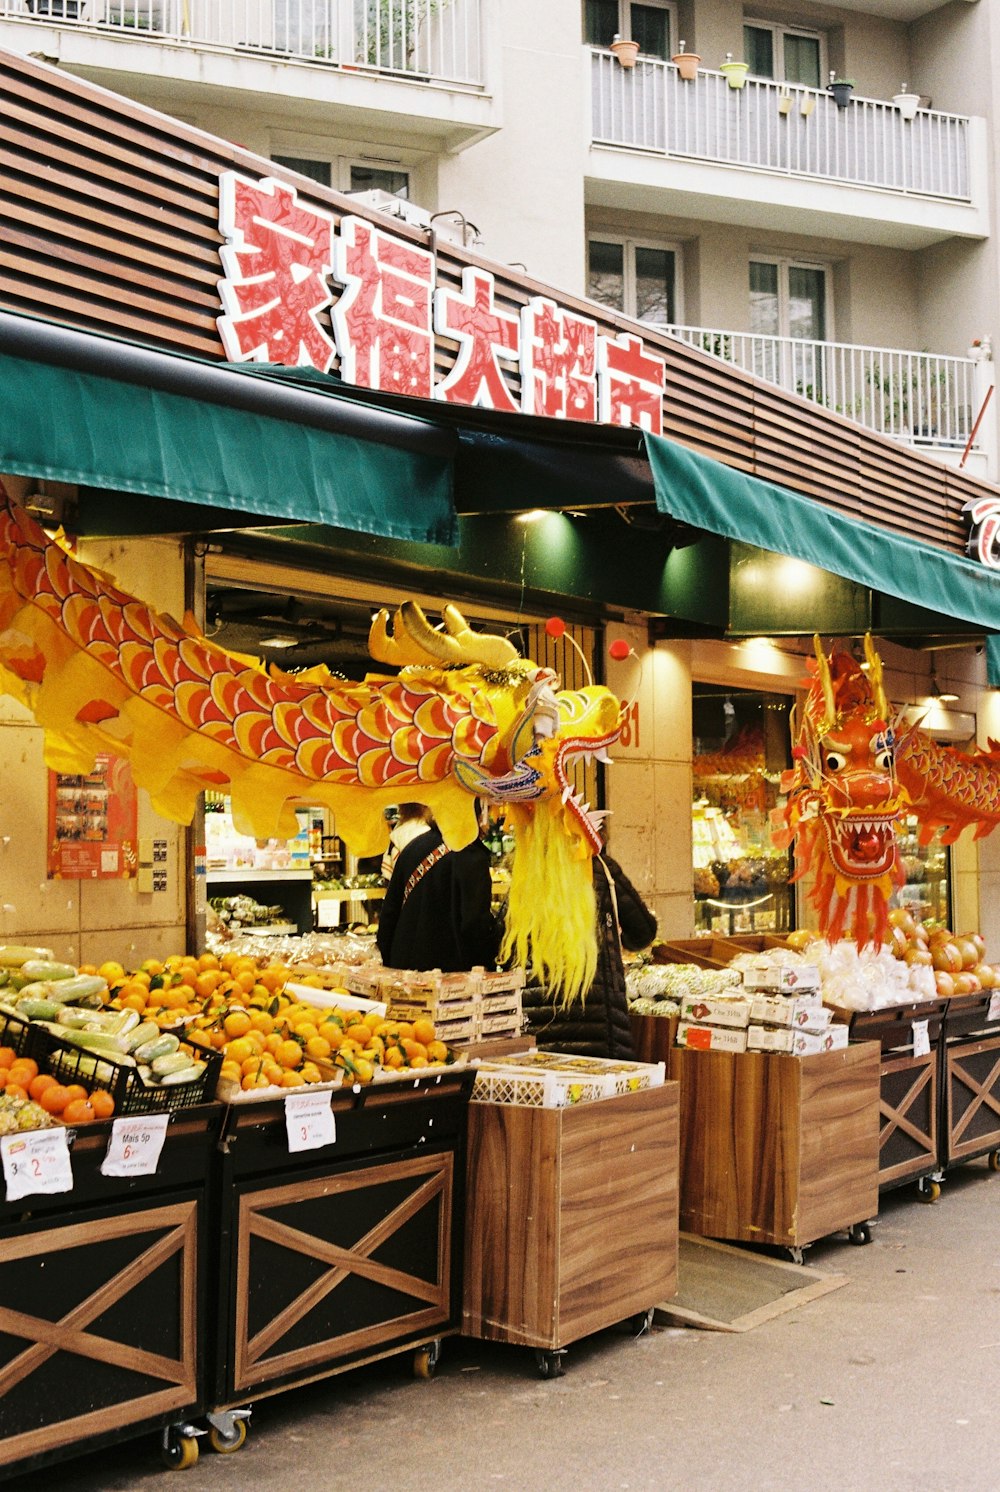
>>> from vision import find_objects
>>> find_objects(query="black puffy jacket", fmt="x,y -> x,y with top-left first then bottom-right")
522,853 -> 657,1059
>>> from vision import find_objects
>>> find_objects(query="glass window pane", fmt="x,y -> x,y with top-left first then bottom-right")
349,165 -> 410,199
783,33 -> 821,89
274,155 -> 332,187
788,266 -> 825,340
630,4 -> 669,59
588,240 -> 625,310
634,246 -> 675,324
749,261 -> 779,335
744,25 -> 774,79
584,0 -> 618,47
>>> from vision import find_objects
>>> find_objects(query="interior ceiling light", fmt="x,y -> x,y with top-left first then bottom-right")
259,635 -> 299,649
515,509 -> 547,524
929,656 -> 959,704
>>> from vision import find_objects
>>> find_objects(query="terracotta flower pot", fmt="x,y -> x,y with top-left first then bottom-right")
672,50 -> 700,81
610,37 -> 640,68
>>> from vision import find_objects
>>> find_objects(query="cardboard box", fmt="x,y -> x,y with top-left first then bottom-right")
676,1022 -> 748,1054
678,993 -> 752,1029
742,962 -> 821,993
747,1022 -> 849,1055
749,993 -> 830,1031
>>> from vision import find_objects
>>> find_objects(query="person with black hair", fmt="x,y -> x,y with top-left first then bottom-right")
376,799 -> 500,972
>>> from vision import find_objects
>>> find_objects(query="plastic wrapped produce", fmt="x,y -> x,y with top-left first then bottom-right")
809,940 -> 939,1010
626,961 -> 740,1008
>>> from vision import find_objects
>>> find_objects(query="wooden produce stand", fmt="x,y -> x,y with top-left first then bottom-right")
462,1081 -> 679,1377
671,1044 -> 880,1259
210,1068 -> 475,1412
939,992 -> 1000,1175
829,999 -> 948,1199
0,1104 -> 222,1477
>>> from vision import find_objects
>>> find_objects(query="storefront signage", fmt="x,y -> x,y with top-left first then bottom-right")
285,1088 -> 337,1152
100,1114 -> 169,1178
2,1127 -> 73,1202
47,752 -> 138,881
217,173 -> 665,435
964,496 -> 1000,568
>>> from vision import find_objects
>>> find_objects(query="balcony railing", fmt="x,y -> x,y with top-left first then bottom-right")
591,51 -> 970,202
3,0 -> 484,86
664,323 -> 986,453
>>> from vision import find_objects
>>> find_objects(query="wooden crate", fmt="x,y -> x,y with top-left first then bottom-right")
943,1032 -> 1000,1168
670,1043 -> 880,1248
630,1012 -> 678,1066
654,938 -> 745,969
462,1083 -> 679,1352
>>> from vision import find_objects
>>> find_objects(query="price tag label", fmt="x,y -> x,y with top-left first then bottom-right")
988,991 -> 1000,1023
912,1019 -> 931,1058
285,1090 -> 336,1153
101,1113 -> 169,1178
2,1127 -> 73,1201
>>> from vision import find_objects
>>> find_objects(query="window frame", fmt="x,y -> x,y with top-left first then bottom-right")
587,232 -> 683,326
743,17 -> 827,87
585,0 -> 677,59
749,254 -> 833,344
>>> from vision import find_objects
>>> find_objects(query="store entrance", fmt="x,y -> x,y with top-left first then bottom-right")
691,683 -> 794,936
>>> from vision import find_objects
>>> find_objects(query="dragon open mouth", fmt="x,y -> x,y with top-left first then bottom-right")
553,732 -> 619,851
821,811 -> 897,880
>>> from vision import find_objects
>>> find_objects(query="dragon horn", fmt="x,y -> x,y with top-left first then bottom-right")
864,633 -> 889,719
368,604 -> 449,666
813,635 -> 836,735
431,602 -> 520,668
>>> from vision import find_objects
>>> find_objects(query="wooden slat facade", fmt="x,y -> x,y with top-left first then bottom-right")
1,45 -> 995,558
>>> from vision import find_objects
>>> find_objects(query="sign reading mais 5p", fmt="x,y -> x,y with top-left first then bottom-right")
216,172 -> 665,434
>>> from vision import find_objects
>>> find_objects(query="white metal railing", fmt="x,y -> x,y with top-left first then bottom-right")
591,50 -> 971,202
4,0 -> 484,85
663,323 -> 985,451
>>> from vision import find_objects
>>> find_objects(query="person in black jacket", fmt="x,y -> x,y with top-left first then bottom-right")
376,800 -> 500,973
523,849 -> 656,1059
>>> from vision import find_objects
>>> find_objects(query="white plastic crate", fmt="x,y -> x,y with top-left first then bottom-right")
471,1051 -> 665,1108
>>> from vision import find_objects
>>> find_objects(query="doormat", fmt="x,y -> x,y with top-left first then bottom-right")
654,1234 -> 849,1333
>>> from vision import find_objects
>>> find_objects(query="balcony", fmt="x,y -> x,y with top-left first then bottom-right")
0,0 -> 491,149
664,323 -> 997,480
589,51 -> 989,249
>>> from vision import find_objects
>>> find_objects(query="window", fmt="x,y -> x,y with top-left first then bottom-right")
750,258 -> 830,397
588,238 -> 678,324
272,155 -> 332,188
744,20 -> 824,88
349,165 -> 410,199
584,0 -> 675,59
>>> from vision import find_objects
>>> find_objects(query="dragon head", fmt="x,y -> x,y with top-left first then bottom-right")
778,635 -> 906,947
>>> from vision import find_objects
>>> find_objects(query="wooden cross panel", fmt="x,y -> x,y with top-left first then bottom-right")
0,1200 -> 199,1468
877,1053 -> 938,1188
945,1036 -> 1000,1163
232,1150 -> 454,1393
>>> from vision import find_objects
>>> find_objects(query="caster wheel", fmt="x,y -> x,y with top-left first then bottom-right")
162,1432 -> 199,1471
849,1222 -> 872,1246
989,1150 -> 1000,1173
917,1177 -> 941,1203
628,1307 -> 655,1337
786,1247 -> 805,1266
413,1340 -> 441,1379
208,1420 -> 248,1454
535,1349 -> 565,1380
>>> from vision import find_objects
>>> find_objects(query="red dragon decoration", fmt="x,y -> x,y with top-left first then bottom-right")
778,635 -> 1000,947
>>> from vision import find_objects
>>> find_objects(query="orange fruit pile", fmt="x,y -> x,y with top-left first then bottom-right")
0,1047 -> 116,1122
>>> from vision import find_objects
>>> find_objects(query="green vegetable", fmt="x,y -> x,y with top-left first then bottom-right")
16,997 -> 63,1021
151,1051 -> 198,1077
125,1020 -> 161,1053
18,960 -> 78,984
0,945 -> 55,968
158,1061 -> 206,1086
135,1033 -> 180,1063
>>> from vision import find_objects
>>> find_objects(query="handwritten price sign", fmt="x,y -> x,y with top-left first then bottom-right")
2,1127 -> 73,1201
101,1113 -> 169,1177
285,1090 -> 337,1153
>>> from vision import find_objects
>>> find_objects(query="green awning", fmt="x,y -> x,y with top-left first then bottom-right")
645,433 -> 1000,634
0,317 -> 457,545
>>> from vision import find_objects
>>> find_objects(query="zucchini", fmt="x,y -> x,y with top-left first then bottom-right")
16,997 -> 64,1021
0,945 -> 55,968
48,974 -> 109,1003
18,960 -> 78,984
135,1033 -> 180,1063
151,1051 -> 197,1077
72,1008 -> 140,1038
125,1020 -> 161,1053
158,1061 -> 207,1086
47,1026 -> 132,1057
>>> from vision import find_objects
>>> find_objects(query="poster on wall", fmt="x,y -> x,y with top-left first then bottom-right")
47,754 -> 138,880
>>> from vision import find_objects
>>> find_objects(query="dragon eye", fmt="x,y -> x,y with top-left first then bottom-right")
875,748 -> 893,771
825,751 -> 847,772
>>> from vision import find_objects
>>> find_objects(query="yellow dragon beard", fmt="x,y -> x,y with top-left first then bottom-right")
500,800 -> 598,1008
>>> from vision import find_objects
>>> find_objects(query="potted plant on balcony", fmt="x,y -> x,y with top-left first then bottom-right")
893,84 -> 921,121
610,33 -> 640,68
827,72 -> 855,109
720,53 -> 749,89
672,40 -> 700,81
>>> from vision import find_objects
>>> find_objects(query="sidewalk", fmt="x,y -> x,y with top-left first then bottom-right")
7,1162 -> 1000,1492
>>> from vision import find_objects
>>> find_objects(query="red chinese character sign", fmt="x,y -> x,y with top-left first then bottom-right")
218,174 -> 336,370
215,171 -> 666,433
47,753 -> 138,880
332,216 -> 434,396
521,297 -> 597,421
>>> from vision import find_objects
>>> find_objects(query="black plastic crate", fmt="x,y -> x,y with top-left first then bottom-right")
0,1004 -> 43,1060
32,1027 -> 222,1114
